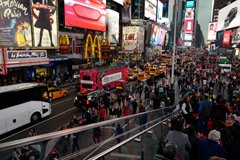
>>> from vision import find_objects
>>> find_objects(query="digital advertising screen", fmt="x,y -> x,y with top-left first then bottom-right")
145,0 -> 157,21
223,30 -> 232,45
217,0 -> 240,31
64,0 -> 106,32
150,24 -> 167,45
184,34 -> 193,41
106,9 -> 119,44
112,0 -> 123,5
232,27 -> 240,44
184,20 -> 194,34
185,8 -> 194,20
157,0 -> 163,22
32,0 -> 58,48
160,0 -> 169,17
186,1 -> 195,8
207,22 -> 218,41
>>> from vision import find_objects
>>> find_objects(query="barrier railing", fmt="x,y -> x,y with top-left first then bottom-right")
0,105 -> 178,160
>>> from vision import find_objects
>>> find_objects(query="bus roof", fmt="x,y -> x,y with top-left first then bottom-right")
0,83 -> 47,94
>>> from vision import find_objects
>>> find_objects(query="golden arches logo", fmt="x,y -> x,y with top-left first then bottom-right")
84,34 -> 101,59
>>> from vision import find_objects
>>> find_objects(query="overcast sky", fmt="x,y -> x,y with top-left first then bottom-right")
168,0 -> 213,43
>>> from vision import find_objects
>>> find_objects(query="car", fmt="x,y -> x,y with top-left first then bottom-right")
48,87 -> 69,101
224,7 -> 238,28
64,0 -> 106,32
137,72 -> 151,81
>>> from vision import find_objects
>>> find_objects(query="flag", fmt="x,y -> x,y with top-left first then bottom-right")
174,0 -> 177,12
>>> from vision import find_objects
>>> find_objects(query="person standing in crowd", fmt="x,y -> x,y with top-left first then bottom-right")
98,106 -> 106,121
139,104 -> 147,131
131,99 -> 138,114
197,130 -> 227,160
123,105 -> 130,124
165,117 -> 191,160
71,132 -> 80,153
198,94 -> 213,133
93,127 -> 101,144
181,96 -> 193,126
28,128 -> 37,137
115,124 -> 124,144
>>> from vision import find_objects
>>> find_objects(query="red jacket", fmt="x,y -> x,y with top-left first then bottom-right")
123,107 -> 130,117
98,108 -> 106,119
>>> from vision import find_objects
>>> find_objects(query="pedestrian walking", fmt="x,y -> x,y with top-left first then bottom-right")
28,128 -> 37,137
98,106 -> 106,121
115,124 -> 124,144
93,127 -> 101,144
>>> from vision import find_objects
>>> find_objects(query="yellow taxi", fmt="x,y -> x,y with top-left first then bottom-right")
48,87 -> 69,101
129,68 -> 141,80
137,72 -> 151,81
144,66 -> 151,74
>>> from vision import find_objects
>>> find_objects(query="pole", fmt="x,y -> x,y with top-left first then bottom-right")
171,0 -> 178,87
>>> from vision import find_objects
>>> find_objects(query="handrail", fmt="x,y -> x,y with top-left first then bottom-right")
0,105 -> 177,151
88,112 -> 180,160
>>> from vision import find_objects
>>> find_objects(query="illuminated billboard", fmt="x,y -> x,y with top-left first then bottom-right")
184,34 -> 193,41
185,8 -> 194,20
186,1 -> 195,8
145,0 -> 157,21
64,0 -> 106,32
217,0 -> 240,31
157,0 -> 163,22
184,20 -> 194,34
106,9 -> 119,44
207,22 -> 218,41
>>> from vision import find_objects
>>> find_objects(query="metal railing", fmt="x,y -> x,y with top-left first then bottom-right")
0,105 -> 179,160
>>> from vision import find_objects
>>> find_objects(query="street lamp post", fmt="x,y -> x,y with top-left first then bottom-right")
171,0 -> 178,87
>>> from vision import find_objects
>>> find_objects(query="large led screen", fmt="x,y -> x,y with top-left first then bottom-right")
145,0 -> 157,21
64,0 -> 106,32
106,9 -> 119,44
184,20 -> 194,34
150,24 -> 167,45
207,22 -> 218,41
232,27 -> 240,44
217,0 -> 240,31
32,0 -> 58,48
185,8 -> 194,20
184,34 -> 193,41
186,1 -> 195,8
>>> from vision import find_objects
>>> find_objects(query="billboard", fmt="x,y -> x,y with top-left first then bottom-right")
106,9 -> 119,44
150,24 -> 167,45
207,22 -> 218,41
184,42 -> 192,47
64,0 -> 106,31
186,1 -> 195,8
232,27 -> 240,44
157,0 -> 163,22
32,0 -> 58,48
185,8 -> 194,20
160,0 -> 169,17
217,0 -> 240,31
0,0 -> 32,48
184,34 -> 193,41
122,0 -> 132,23
223,30 -> 232,45
184,20 -> 194,33
144,0 -> 157,21
122,26 -> 145,52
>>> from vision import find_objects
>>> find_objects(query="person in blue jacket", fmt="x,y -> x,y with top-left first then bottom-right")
197,129 -> 227,160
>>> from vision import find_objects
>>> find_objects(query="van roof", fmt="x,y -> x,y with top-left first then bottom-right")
0,83 -> 46,94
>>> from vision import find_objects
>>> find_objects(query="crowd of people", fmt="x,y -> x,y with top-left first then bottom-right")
156,53 -> 240,160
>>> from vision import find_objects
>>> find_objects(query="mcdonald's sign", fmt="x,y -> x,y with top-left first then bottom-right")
59,35 -> 70,54
83,34 -> 101,59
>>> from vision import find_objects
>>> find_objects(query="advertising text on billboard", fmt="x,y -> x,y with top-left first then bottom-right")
232,27 -> 240,44
184,20 -> 194,33
122,0 -> 132,23
223,30 -> 232,45
145,0 -> 157,21
185,8 -> 194,20
186,1 -> 195,8
0,0 -> 32,48
122,26 -> 145,52
184,34 -> 193,41
157,0 -> 163,22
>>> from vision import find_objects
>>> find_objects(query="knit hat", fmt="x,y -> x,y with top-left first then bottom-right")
208,129 -> 221,142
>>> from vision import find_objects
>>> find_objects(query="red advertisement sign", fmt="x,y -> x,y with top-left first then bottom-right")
184,20 -> 194,33
64,0 -> 106,32
223,30 -> 232,45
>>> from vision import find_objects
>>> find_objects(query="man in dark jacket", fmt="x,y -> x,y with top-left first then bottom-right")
198,94 -> 213,133
197,129 -> 227,160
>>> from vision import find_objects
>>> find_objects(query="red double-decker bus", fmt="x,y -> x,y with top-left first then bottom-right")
79,65 -> 129,92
